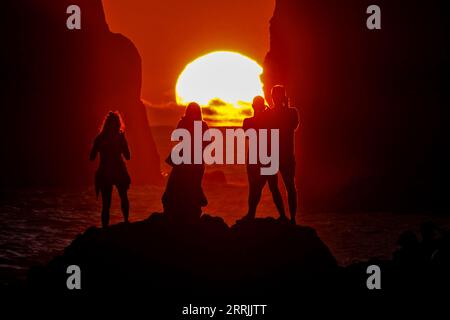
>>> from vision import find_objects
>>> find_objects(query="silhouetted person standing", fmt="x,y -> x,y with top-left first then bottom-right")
237,96 -> 287,223
162,102 -> 209,222
90,111 -> 131,228
270,85 -> 299,224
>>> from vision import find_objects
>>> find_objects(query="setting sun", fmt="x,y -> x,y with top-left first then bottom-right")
176,51 -> 264,126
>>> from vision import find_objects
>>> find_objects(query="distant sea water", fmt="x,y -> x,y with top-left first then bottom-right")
1,126 -> 449,285
2,183 -> 450,286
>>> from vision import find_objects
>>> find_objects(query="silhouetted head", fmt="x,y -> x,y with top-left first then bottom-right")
397,230 -> 419,249
100,111 -> 124,136
252,96 -> 266,116
183,102 -> 203,121
420,221 -> 437,243
271,85 -> 288,108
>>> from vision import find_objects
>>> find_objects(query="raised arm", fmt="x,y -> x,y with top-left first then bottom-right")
242,118 -> 250,131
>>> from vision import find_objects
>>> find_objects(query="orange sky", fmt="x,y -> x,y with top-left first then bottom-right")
102,0 -> 275,105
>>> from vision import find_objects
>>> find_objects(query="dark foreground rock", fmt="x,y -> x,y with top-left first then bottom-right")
27,214 -> 450,299
28,213 -> 338,298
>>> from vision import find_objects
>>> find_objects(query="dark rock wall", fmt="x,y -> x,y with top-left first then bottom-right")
264,0 -> 449,212
28,214 -> 338,296
3,0 -> 161,186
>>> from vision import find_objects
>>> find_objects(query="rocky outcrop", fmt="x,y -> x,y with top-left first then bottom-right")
27,214 -> 450,299
28,214 -> 338,297
4,0 -> 161,186
264,0 -> 449,212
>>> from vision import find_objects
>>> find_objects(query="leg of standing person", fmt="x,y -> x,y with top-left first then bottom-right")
247,177 -> 265,219
280,164 -> 297,224
238,166 -> 265,223
101,185 -> 113,228
267,174 -> 287,220
117,185 -> 129,223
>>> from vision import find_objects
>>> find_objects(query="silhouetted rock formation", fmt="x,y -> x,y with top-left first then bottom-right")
264,0 -> 449,212
344,225 -> 450,293
28,214 -> 338,297
27,215 -> 450,297
4,0 -> 161,186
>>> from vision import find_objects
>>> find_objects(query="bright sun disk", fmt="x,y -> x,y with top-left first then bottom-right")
175,51 -> 264,126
